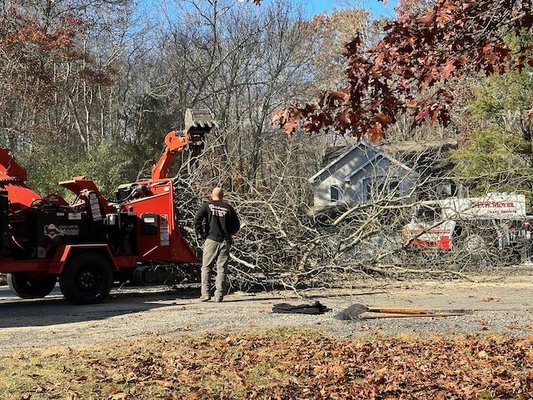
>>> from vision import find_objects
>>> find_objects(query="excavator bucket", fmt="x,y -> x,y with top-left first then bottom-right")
184,108 -> 217,157
185,108 -> 217,132
151,108 -> 218,180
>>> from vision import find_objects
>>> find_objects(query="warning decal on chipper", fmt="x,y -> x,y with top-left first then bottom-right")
160,215 -> 170,246
44,224 -> 80,240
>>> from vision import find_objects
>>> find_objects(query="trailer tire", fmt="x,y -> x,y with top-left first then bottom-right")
462,234 -> 487,255
7,273 -> 57,299
59,252 -> 114,305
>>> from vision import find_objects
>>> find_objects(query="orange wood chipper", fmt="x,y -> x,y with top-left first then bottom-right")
0,109 -> 215,304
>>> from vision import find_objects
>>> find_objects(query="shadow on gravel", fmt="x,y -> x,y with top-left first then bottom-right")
0,286 -> 198,329
222,290 -> 390,303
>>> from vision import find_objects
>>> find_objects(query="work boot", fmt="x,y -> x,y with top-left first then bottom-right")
214,296 -> 223,302
200,295 -> 211,302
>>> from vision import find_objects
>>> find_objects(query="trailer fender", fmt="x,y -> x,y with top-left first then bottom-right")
49,245 -> 118,275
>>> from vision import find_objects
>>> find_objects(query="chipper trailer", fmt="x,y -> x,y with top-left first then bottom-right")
0,109 -> 216,304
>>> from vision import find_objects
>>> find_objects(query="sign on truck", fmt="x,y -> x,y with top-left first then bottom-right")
403,193 -> 530,254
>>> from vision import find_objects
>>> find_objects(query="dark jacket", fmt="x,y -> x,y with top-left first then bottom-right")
194,200 -> 240,242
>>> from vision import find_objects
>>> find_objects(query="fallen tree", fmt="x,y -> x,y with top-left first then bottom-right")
172,140 -> 522,291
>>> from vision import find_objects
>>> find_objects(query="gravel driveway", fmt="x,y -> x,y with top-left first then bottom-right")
0,274 -> 531,354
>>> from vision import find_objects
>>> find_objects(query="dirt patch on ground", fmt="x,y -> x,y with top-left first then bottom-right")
0,273 -> 531,354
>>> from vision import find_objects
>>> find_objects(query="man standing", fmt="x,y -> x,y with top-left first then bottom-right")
194,187 -> 240,302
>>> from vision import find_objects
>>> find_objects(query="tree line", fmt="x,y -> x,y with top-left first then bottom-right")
1,0 -> 532,287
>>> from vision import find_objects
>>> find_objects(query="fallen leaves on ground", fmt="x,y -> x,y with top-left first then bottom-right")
0,331 -> 531,399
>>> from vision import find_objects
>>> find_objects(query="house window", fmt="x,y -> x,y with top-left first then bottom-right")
390,180 -> 400,192
363,178 -> 372,201
330,186 -> 341,202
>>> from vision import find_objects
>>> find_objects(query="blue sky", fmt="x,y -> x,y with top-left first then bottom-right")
300,0 -> 399,19
139,1 -> 399,21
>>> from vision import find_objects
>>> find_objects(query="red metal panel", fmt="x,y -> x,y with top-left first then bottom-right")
124,180 -> 198,264
0,258 -> 50,273
0,148 -> 27,181
113,256 -> 138,269
59,176 -> 115,214
48,244 -> 141,274
0,182 -> 41,211
48,244 -> 118,274
0,248 -> 138,275
0,149 -> 41,210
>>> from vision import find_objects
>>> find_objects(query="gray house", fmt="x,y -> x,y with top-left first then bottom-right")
309,141 -> 419,210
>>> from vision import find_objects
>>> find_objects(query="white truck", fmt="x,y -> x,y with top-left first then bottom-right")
404,193 -> 531,260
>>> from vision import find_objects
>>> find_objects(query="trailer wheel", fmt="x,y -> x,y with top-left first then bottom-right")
59,252 -> 114,305
7,273 -> 57,299
462,234 -> 487,254
453,222 -> 503,268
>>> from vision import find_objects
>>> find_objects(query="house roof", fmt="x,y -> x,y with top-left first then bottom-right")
322,146 -> 350,167
343,152 -> 382,182
378,139 -> 458,176
378,139 -> 457,156
309,140 -> 418,184
308,144 -> 359,184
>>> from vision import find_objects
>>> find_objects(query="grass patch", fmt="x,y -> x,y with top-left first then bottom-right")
0,329 -> 531,399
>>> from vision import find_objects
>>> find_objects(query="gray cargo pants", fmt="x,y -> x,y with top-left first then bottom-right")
201,238 -> 230,301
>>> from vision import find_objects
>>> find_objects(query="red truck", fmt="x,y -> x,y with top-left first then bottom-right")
0,109 -> 215,304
